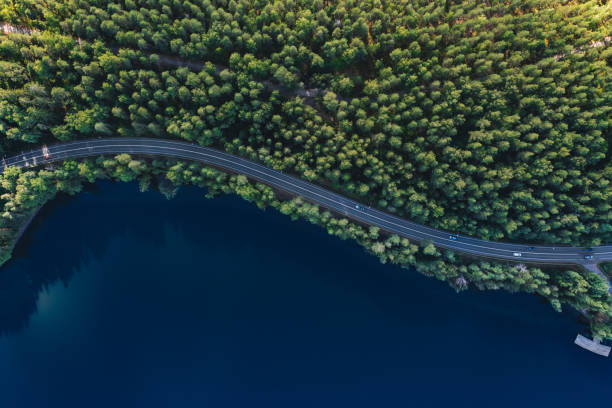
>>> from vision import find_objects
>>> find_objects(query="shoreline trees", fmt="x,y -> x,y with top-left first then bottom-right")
0,0 -> 610,338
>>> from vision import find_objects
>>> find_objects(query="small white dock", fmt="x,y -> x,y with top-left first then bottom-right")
574,335 -> 610,357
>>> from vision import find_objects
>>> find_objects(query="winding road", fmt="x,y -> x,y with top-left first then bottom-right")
2,138 -> 611,273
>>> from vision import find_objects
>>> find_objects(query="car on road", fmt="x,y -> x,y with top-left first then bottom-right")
527,246 -> 535,251
513,252 -> 522,257
585,247 -> 593,252
584,255 -> 593,260
355,204 -> 361,210
449,235 -> 458,240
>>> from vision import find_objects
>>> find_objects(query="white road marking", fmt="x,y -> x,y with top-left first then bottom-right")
4,140 -> 611,263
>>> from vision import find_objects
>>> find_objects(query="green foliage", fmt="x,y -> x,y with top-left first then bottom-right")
601,263 -> 612,279
0,0 -> 609,245
0,0 -> 611,338
0,156 -> 610,339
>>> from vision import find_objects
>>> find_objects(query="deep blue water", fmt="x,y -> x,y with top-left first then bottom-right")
0,181 -> 609,407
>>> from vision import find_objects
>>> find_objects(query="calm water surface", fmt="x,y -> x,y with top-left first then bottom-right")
0,182 -> 609,407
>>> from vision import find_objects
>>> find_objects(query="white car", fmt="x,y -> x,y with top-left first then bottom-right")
513,252 -> 522,257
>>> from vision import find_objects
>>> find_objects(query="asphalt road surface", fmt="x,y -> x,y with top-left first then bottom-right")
2,138 -> 611,269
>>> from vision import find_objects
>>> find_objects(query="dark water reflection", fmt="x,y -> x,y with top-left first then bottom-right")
0,181 -> 609,407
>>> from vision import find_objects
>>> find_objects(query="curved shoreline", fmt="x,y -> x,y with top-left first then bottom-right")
10,205 -> 43,252
2,137 -> 610,273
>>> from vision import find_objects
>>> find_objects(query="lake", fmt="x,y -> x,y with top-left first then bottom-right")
0,181 -> 609,407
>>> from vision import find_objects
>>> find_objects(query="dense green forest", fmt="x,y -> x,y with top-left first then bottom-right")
0,0 -> 611,337
0,0 -> 610,245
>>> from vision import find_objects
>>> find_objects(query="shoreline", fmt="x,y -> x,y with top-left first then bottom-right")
10,205 -> 43,252
1,180 -> 608,348
4,138 -> 610,268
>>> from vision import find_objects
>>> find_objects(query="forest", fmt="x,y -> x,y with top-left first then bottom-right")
0,0 -> 610,245
0,0 -> 610,338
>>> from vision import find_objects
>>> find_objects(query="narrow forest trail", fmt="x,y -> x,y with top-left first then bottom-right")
3,22 -> 610,102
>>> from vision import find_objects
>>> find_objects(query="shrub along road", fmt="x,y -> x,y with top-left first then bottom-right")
2,137 -> 611,275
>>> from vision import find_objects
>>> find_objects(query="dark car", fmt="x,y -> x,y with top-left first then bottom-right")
527,246 -> 535,251
585,247 -> 594,252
